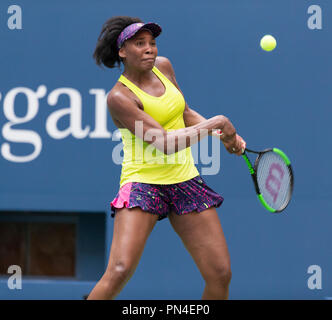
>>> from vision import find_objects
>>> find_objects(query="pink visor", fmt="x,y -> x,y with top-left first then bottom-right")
117,22 -> 162,49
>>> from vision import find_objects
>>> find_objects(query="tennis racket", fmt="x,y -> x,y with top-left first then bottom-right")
242,148 -> 294,213
211,129 -> 294,212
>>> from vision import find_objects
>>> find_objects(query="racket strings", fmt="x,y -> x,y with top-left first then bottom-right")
256,152 -> 292,211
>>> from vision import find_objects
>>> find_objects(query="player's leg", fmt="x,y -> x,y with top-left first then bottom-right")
168,207 -> 231,300
87,207 -> 159,300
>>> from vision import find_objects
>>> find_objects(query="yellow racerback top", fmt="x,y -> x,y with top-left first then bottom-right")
117,66 -> 199,188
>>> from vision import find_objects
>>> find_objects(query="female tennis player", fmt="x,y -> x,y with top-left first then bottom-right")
88,16 -> 246,300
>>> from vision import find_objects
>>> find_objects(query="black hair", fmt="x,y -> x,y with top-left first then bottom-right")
93,16 -> 143,69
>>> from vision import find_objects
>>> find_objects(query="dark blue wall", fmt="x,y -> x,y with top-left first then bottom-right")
1,0 -> 331,299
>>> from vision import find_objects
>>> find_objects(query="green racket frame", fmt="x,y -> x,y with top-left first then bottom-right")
242,148 -> 294,213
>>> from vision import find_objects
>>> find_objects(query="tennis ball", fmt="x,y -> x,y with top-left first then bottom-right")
260,35 -> 277,52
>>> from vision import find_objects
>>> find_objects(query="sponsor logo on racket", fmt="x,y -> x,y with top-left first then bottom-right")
265,163 -> 285,203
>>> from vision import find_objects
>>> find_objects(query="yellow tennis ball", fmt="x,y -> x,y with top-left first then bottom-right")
260,35 -> 277,51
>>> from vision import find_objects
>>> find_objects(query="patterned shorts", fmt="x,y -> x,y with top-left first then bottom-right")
110,175 -> 224,221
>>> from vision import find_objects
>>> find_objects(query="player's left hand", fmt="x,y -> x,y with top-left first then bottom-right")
223,134 -> 246,155
234,134 -> 246,155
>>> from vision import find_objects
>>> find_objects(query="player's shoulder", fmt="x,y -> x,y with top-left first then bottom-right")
107,84 -> 130,110
155,56 -> 175,76
155,56 -> 172,67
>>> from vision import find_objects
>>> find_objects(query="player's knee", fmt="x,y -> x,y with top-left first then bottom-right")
206,263 -> 232,287
104,261 -> 134,287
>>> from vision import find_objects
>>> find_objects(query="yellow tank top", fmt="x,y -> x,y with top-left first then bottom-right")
117,66 -> 199,188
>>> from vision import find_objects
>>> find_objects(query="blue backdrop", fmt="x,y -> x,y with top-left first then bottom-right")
0,0 -> 331,299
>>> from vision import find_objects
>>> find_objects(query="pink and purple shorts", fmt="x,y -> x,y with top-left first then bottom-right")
110,175 -> 224,221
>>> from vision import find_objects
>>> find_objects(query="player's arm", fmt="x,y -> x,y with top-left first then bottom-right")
107,90 -> 236,155
156,56 -> 245,154
183,104 -> 246,154
183,105 -> 210,132
155,57 -> 214,131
